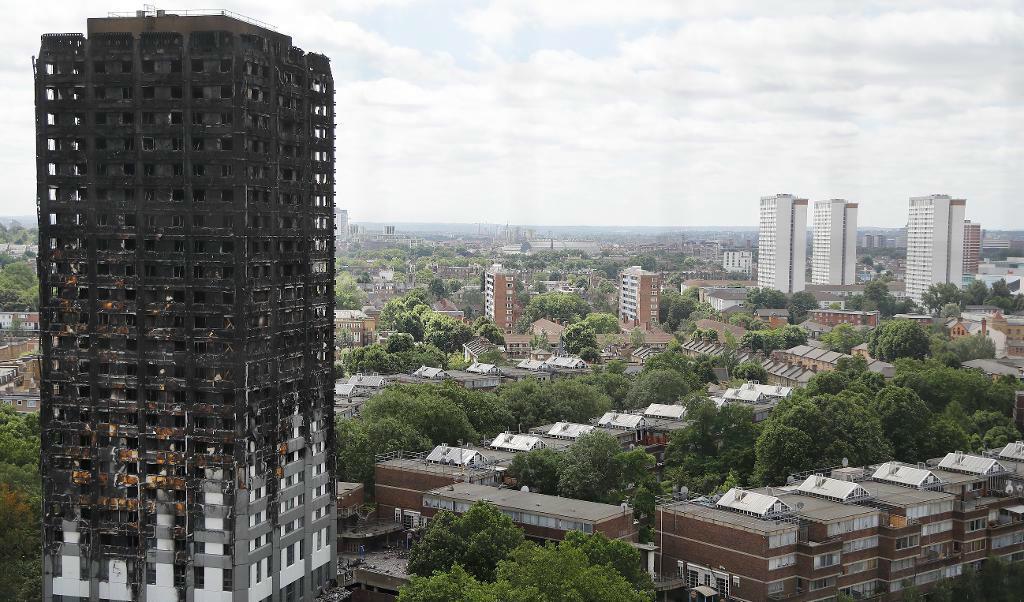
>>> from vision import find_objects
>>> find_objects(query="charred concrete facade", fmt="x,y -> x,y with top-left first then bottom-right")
35,11 -> 336,602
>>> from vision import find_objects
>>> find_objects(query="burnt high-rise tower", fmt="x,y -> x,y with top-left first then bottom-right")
35,10 -> 336,602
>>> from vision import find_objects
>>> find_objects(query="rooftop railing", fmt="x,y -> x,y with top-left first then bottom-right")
105,9 -> 277,31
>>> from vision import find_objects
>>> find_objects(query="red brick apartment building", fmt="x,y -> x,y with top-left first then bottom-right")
806,309 -> 880,328
373,448 -> 510,525
421,482 -> 638,542
619,266 -> 661,330
485,263 -> 522,333
656,445 -> 1024,601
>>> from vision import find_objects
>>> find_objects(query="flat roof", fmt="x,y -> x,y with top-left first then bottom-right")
658,500 -> 797,535
378,449 -> 516,474
773,489 -> 878,523
426,482 -> 629,523
861,481 -> 955,506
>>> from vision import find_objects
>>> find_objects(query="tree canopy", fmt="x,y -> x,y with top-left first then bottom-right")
400,533 -> 652,602
868,319 -> 931,361
408,503 -> 525,582
523,292 -> 591,324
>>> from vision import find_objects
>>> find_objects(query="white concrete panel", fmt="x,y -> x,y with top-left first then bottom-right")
156,562 -> 174,586
52,576 -> 90,597
147,584 -> 179,602
280,560 -> 304,587
99,579 -> 133,601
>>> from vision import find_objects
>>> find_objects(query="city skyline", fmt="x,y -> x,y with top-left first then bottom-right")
4,1 -> 1024,227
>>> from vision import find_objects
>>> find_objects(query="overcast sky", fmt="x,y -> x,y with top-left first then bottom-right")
6,1 -> 1024,227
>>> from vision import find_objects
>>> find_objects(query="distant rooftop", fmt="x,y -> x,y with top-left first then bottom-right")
424,482 -> 630,523
104,8 -> 277,31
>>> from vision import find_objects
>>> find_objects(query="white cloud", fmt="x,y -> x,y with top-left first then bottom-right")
3,1 -> 1023,228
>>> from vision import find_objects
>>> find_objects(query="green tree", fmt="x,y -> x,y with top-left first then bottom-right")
868,320 -> 930,361
920,282 -> 962,314
665,398 -> 758,493
557,432 -> 623,502
752,422 -> 816,485
423,313 -> 475,354
408,503 -> 526,582
335,272 -> 367,309
523,292 -> 591,324
629,328 -> 647,348
623,369 -> 693,410
386,332 -> 416,353
581,312 -> 620,334
659,290 -> 697,332
948,333 -> 996,362
732,361 -> 769,383
962,279 -> 988,306
581,367 -> 633,410
335,417 -> 431,486
0,263 -> 38,310
820,323 -> 866,353
398,564 -> 500,602
499,379 -> 612,429
560,531 -> 655,595
787,290 -> 818,323
753,394 -> 892,484
0,485 -> 41,602
871,386 -> 933,462
939,302 -> 961,319
427,277 -> 448,299
562,323 -> 598,355
474,320 -> 506,346
360,386 -> 477,446
506,448 -> 561,495
496,540 -> 650,602
746,287 -> 787,311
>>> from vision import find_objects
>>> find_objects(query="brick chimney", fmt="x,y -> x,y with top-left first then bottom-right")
981,318 -> 987,336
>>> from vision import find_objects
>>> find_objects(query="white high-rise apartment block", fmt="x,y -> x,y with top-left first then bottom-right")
722,251 -> 753,274
811,199 -> 858,285
758,194 -> 808,293
906,194 -> 967,303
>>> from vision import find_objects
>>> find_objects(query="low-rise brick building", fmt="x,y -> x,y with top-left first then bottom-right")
422,482 -> 638,542
374,447 -> 512,525
655,447 -> 1024,601
807,308 -> 880,328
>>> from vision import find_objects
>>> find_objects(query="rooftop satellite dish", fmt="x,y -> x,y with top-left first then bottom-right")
786,476 -> 796,485
520,486 -> 529,493
1017,485 -> 1024,494
1007,483 -> 1015,495
796,502 -> 805,510
679,486 -> 689,497
842,457 -> 849,468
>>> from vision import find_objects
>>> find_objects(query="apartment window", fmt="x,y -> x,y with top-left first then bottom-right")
843,535 -> 878,553
891,557 -> 915,572
895,534 -> 920,550
963,539 -> 986,553
814,552 -> 840,569
767,581 -> 784,595
768,554 -> 795,570
967,518 -> 987,532
768,532 -> 797,548
922,520 -> 953,536
847,559 -> 878,574
810,577 -> 835,591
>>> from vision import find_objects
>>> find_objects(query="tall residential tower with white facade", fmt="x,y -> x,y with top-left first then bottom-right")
906,195 -> 966,302
758,194 -> 808,293
811,199 -> 858,285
